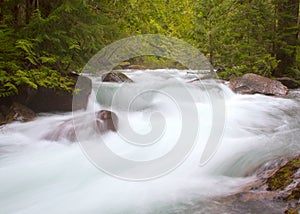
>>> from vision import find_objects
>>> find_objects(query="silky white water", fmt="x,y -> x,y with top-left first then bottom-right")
0,70 -> 299,213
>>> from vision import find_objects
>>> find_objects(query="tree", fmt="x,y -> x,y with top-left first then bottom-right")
192,0 -> 278,78
0,0 -> 120,97
274,0 -> 299,77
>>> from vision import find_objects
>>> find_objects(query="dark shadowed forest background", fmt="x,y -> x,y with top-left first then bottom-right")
0,0 -> 299,97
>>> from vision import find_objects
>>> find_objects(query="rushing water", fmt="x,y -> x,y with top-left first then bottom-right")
0,70 -> 299,214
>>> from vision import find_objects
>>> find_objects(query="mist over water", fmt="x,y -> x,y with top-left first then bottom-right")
0,70 -> 299,213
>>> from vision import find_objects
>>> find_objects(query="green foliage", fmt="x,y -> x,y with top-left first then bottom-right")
0,0 -> 299,98
192,0 -> 282,79
0,0 -> 121,97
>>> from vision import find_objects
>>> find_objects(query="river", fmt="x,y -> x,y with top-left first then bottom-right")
0,69 -> 299,213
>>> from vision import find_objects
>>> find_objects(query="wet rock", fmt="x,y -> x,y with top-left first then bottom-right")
102,71 -> 133,83
0,105 -> 9,125
0,74 -> 92,114
6,102 -> 36,123
235,155 -> 300,213
95,110 -> 118,132
0,112 -> 6,125
44,110 -> 118,142
276,77 -> 300,89
229,73 -> 288,96
27,74 -> 92,113
267,156 -> 300,192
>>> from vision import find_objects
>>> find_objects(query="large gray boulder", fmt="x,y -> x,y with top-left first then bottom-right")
23,74 -> 92,113
229,73 -> 288,96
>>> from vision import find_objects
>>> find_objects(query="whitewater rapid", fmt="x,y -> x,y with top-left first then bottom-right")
0,70 -> 299,213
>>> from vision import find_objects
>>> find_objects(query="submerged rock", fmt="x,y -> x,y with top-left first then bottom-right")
44,110 -> 118,142
229,73 -> 288,96
5,102 -> 36,123
102,71 -> 133,83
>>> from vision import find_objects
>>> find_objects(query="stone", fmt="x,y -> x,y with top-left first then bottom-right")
276,77 -> 300,89
26,74 -> 92,113
0,112 -> 6,125
44,110 -> 118,142
6,102 -> 36,123
102,71 -> 133,83
234,155 -> 300,213
229,73 -> 288,96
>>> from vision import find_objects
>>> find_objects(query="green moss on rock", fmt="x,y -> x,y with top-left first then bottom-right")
287,183 -> 300,200
267,157 -> 300,191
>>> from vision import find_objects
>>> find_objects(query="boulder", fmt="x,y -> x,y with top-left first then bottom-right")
26,74 -> 92,113
276,77 -> 300,89
44,110 -> 118,142
236,155 -> 300,213
6,102 -> 36,123
229,73 -> 288,96
0,112 -> 6,125
102,71 -> 133,83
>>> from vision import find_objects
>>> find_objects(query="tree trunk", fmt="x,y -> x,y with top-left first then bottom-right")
274,0 -> 299,77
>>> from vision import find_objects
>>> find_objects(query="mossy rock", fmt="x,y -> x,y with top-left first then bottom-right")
6,102 -> 36,123
286,183 -> 300,200
119,61 -> 131,69
285,202 -> 300,214
102,71 -> 133,83
267,157 -> 300,191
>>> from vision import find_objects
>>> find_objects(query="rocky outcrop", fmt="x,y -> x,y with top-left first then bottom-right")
44,110 -> 118,142
0,112 -> 6,125
102,71 -> 133,83
229,73 -> 288,96
0,105 -> 9,125
0,74 -> 92,126
5,102 -> 36,123
276,77 -> 300,89
26,74 -> 92,113
236,155 -> 300,213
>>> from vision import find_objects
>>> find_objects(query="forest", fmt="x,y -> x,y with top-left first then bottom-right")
0,0 -> 299,96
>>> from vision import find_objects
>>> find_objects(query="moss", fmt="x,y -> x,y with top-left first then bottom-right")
287,183 -> 300,200
285,209 -> 299,214
267,157 -> 300,191
285,203 -> 300,214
